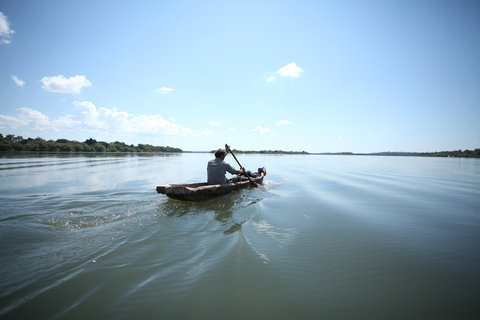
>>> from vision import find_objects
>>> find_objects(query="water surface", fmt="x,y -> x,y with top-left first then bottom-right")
1,153 -> 479,319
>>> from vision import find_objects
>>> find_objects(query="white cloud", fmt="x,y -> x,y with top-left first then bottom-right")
74,101 -> 107,129
0,107 -> 55,131
252,126 -> 270,134
267,76 -> 275,83
0,114 -> 21,129
276,120 -> 292,126
52,115 -> 81,128
229,128 -> 235,131
0,108 -> 83,132
155,87 -> 174,95
18,108 -> 51,129
41,75 -> 92,94
73,101 -> 193,136
0,102 -> 195,138
277,62 -> 304,77
12,75 -> 25,87
0,12 -> 15,44
209,121 -> 219,127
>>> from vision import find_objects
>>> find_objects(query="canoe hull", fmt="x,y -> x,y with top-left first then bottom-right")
156,173 -> 265,201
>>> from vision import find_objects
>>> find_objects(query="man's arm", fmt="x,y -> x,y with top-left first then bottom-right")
225,163 -> 243,175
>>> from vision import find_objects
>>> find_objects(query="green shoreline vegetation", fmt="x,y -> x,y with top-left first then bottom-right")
0,134 -> 182,153
1,134 -> 479,157
214,149 -> 309,155
227,149 -> 480,158
311,150 -> 480,158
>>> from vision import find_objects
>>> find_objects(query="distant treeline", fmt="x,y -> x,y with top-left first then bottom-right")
314,150 -> 480,158
0,134 -> 182,153
219,149 -> 309,155
224,149 -> 480,158
370,150 -> 480,158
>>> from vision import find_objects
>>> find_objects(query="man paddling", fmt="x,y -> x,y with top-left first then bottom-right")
207,148 -> 244,185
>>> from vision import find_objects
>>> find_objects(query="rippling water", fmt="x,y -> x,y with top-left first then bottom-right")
1,153 -> 479,319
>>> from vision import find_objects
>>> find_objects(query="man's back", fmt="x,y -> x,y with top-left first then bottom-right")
207,157 -> 235,185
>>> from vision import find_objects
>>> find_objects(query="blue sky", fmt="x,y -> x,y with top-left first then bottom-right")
0,0 -> 479,152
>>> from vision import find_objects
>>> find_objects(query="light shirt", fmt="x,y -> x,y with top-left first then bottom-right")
207,157 -> 236,185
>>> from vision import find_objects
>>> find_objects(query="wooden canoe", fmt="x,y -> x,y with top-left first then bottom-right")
156,172 -> 265,201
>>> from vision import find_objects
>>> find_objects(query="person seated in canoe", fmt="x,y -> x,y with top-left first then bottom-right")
207,148 -> 244,185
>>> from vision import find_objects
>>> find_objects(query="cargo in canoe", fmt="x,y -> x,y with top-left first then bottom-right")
156,171 -> 265,201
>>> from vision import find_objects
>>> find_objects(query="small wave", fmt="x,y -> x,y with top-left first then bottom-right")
0,267 -> 84,317
251,219 -> 297,246
69,210 -> 88,215
23,193 -> 53,198
243,232 -> 270,264
262,180 -> 283,190
0,211 -> 44,222
43,202 -> 148,230
44,215 -> 120,229
0,158 -> 122,171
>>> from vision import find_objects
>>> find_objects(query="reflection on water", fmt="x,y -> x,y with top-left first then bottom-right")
1,153 -> 479,319
161,188 -> 272,234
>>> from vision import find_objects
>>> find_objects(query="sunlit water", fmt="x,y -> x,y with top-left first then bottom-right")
0,153 -> 479,319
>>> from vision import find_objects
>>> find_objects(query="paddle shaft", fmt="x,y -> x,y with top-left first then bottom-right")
225,144 -> 258,187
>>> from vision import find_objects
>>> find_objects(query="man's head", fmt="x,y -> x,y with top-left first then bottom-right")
215,148 -> 227,160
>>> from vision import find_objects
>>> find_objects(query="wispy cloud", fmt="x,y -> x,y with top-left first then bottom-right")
155,87 -> 174,95
0,102 -> 195,138
209,121 -> 219,127
277,62 -> 303,77
276,120 -> 292,126
252,126 -> 270,134
0,12 -> 15,44
266,62 -> 303,82
0,107 -> 79,131
73,101 -> 192,136
41,75 -> 91,94
74,101 -> 107,129
12,75 -> 25,87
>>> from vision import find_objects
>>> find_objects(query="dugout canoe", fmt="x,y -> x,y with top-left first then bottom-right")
156,172 -> 265,201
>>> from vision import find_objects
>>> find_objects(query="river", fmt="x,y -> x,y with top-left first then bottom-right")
1,153 -> 479,319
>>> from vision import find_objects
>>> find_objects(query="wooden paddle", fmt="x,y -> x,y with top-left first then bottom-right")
225,144 -> 258,188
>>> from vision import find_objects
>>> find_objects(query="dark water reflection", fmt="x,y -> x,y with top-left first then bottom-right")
161,188 -> 270,235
